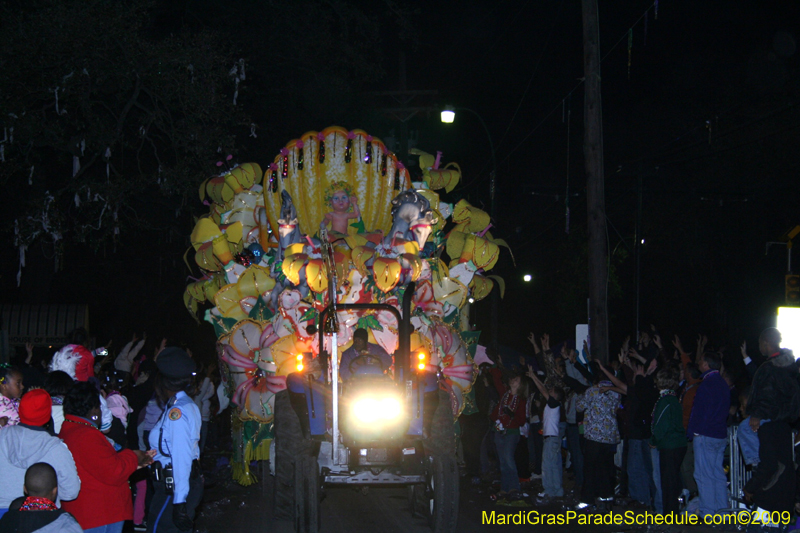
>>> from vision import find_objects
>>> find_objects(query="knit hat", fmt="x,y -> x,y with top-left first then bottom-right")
19,389 -> 52,426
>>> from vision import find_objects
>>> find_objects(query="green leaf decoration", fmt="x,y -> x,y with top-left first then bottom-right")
248,296 -> 275,321
356,314 -> 384,332
207,312 -> 239,339
443,309 -> 460,327
299,306 -> 317,323
460,330 -> 481,349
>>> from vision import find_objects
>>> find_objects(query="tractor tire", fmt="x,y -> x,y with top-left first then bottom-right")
424,389 -> 456,458
294,454 -> 320,533
417,455 -> 459,533
409,483 -> 426,518
273,389 -> 309,522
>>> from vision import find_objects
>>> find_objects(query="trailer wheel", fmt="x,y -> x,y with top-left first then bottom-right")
273,390 -> 309,522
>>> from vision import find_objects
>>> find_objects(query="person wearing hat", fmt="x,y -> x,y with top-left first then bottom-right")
59,381 -> 155,532
0,389 -> 81,518
339,328 -> 393,381
147,347 -> 203,533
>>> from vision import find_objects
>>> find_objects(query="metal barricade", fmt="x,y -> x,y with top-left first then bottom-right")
727,424 -> 752,508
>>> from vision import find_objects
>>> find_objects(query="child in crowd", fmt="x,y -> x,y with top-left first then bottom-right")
650,366 -> 687,513
0,364 -> 24,428
102,371 -> 133,449
0,462 -> 82,533
529,366 -> 565,501
489,367 -> 528,501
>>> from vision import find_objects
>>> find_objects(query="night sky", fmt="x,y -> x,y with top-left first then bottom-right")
1,0 -> 798,362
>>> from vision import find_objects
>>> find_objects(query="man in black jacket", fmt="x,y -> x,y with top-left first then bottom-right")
739,328 -> 800,466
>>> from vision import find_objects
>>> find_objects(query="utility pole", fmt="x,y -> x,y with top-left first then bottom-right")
582,0 -> 609,363
364,52 -> 438,167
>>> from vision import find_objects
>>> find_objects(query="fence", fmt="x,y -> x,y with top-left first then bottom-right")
727,424 -> 751,509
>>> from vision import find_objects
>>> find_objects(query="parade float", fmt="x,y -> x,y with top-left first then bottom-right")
184,126 -> 508,486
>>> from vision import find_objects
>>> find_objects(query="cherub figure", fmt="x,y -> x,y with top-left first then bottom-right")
320,181 -> 361,234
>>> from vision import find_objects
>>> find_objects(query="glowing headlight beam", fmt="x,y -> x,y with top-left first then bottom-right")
352,396 -> 403,424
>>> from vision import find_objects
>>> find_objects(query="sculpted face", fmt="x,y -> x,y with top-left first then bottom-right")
331,190 -> 351,213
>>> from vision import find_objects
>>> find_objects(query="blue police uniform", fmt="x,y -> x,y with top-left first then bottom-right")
150,392 -> 201,502
146,347 -> 203,533
147,391 -> 202,532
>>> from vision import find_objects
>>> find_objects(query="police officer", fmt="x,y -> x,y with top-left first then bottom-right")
147,347 -> 203,533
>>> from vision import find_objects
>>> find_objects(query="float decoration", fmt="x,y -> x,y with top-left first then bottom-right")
185,127 -> 510,485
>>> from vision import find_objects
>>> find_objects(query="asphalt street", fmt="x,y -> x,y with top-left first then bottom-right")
192,461 -> 726,533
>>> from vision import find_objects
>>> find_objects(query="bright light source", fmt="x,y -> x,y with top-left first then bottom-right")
418,352 -> 426,360
777,307 -> 800,354
353,396 -> 402,424
441,106 -> 455,124
523,274 -> 532,282
380,397 -> 402,419
296,353 -> 303,361
641,239 -> 646,244
418,363 -> 426,371
296,363 -> 304,371
468,297 -> 475,304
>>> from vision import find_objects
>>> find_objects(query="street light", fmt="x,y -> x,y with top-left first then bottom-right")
440,105 -> 497,216
441,105 -> 455,123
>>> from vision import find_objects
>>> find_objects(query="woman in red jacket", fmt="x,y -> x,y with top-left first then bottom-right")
489,367 -> 529,500
59,381 -> 154,533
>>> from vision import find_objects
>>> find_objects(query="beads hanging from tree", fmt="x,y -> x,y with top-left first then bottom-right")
280,148 -> 288,179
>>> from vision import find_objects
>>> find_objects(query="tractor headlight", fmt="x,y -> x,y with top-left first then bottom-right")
352,396 -> 403,425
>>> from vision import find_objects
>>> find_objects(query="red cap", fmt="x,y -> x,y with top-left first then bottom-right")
19,389 -> 52,427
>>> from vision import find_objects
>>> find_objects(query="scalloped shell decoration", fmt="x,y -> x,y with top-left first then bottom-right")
262,127 -> 411,237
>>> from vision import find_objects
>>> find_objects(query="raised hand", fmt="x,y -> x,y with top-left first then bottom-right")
740,341 -> 748,361
621,335 -> 630,354
646,358 -> 658,376
672,334 -> 685,354
653,334 -> 662,350
628,348 -> 645,363
527,332 -> 541,354
697,334 -> 708,356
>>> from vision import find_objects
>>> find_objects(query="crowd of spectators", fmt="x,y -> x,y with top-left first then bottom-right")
460,325 -> 800,525
0,329 -> 227,533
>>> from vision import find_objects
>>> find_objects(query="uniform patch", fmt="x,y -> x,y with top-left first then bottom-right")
168,408 -> 182,421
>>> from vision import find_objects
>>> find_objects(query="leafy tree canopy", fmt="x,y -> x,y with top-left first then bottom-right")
0,0 -> 247,275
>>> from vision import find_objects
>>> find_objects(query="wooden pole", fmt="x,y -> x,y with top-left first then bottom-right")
582,0 -> 609,363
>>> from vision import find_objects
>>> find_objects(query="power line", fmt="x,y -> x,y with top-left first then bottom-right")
495,2 -> 565,149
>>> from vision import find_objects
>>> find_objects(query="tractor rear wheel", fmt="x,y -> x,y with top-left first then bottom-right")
294,454 -> 320,533
272,390 -> 309,522
416,455 -> 459,533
